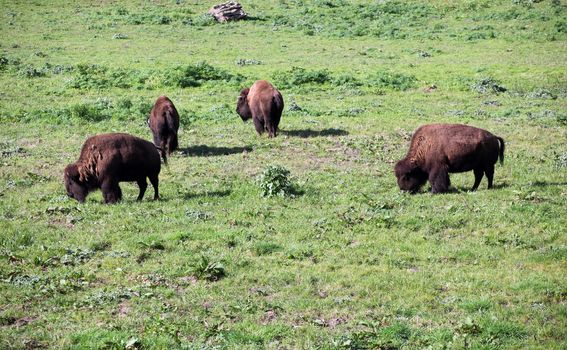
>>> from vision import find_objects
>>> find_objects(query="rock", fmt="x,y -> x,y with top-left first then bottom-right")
208,1 -> 247,22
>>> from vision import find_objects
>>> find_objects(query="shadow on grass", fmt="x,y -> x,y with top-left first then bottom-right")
531,181 -> 567,187
405,181 -> 511,195
183,189 -> 232,200
179,145 -> 252,157
447,182 -> 511,192
281,128 -> 349,138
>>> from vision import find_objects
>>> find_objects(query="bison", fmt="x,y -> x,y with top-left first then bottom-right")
148,95 -> 180,164
236,80 -> 284,138
394,124 -> 505,194
64,133 -> 161,204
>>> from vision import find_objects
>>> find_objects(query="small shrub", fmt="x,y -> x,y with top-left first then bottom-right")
165,62 -> 241,88
187,14 -> 216,26
69,101 -> 111,122
272,67 -> 331,88
471,77 -> 507,94
367,70 -> 417,91
17,64 -> 47,78
191,255 -> 226,281
257,165 -> 293,197
0,55 -> 11,71
332,73 -> 362,87
69,64 -> 109,89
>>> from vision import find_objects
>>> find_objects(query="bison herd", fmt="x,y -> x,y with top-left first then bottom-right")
64,79 -> 506,203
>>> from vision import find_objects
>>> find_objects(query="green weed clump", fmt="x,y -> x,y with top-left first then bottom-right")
257,165 -> 294,197
471,77 -> 507,94
191,255 -> 226,281
367,70 -> 417,91
272,67 -> 332,88
69,98 -> 151,122
69,64 -> 135,90
69,62 -> 241,90
163,62 -> 243,88
2,97 -> 153,124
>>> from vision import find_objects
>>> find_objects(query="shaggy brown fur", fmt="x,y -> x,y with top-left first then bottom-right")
148,95 -> 179,164
64,133 -> 161,204
394,124 -> 505,193
236,80 -> 284,138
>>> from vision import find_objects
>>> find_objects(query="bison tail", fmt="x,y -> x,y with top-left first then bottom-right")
165,110 -> 175,129
273,91 -> 284,113
168,134 -> 178,155
497,137 -> 505,165
165,110 -> 179,154
155,145 -> 168,166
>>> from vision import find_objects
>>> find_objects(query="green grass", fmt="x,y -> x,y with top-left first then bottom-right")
1,0 -> 566,349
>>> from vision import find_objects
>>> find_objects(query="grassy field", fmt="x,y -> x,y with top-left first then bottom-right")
1,0 -> 566,349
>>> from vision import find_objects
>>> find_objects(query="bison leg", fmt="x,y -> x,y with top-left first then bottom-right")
167,133 -> 178,155
485,164 -> 495,189
102,180 -> 122,204
149,175 -> 159,200
159,139 -> 168,162
429,167 -> 450,194
136,178 -> 148,201
471,168 -> 484,191
267,123 -> 277,138
253,117 -> 265,135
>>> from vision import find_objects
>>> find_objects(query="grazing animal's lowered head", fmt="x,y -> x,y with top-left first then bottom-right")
236,88 -> 251,121
63,163 -> 92,203
394,159 -> 428,193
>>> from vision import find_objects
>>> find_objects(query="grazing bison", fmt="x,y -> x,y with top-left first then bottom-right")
236,80 -> 284,138
394,124 -> 505,193
148,95 -> 180,164
64,133 -> 161,204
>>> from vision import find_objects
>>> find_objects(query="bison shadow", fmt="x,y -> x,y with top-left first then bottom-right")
179,145 -> 252,157
407,182 -> 511,194
437,181 -> 510,193
281,128 -> 349,138
531,180 -> 567,188
183,189 -> 232,200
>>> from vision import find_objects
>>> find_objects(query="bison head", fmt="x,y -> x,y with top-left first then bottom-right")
236,88 -> 251,121
64,163 -> 89,203
394,159 -> 428,193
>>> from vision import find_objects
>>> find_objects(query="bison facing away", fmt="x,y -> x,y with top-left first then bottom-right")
394,124 -> 505,194
148,95 -> 180,164
64,133 -> 161,204
236,80 -> 284,138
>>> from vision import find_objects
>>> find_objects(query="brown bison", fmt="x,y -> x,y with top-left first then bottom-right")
148,95 -> 179,164
64,133 -> 161,204
394,124 -> 505,193
236,80 -> 284,138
